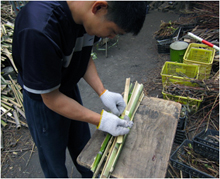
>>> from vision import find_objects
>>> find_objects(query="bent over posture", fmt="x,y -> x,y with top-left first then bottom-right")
12,1 -> 146,177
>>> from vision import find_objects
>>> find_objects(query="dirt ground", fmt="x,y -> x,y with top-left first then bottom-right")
1,3 -> 218,178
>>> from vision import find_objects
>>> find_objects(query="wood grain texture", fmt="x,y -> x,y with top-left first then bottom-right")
77,96 -> 181,178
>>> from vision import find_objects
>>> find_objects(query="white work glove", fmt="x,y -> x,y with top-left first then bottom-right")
100,90 -> 126,116
97,110 -> 133,136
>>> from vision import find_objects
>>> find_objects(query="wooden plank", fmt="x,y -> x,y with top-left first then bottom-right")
112,96 -> 181,178
77,96 -> 181,178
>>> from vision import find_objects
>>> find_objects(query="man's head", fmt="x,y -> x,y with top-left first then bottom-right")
105,1 -> 147,36
67,1 -> 147,38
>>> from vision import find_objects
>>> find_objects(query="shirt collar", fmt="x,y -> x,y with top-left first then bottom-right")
58,1 -> 75,24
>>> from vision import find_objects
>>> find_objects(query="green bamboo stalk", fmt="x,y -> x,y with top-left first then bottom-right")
110,92 -> 144,174
91,133 -> 112,172
117,78 -> 130,143
1,99 -> 13,107
1,108 -> 11,117
1,103 -> 13,110
91,81 -> 143,178
1,120 -> 8,127
127,84 -> 143,118
2,48 -> 18,73
101,142 -> 120,177
123,78 -> 130,104
92,136 -> 114,178
1,96 -> 8,102
8,75 -> 23,105
92,81 -> 134,174
100,137 -> 118,178
128,82 -> 133,102
1,96 -> 21,108
113,93 -> 144,176
119,82 -> 133,119
1,104 -> 26,128
4,24 -> 14,29
1,95 -> 15,101
101,82 -> 138,177
8,98 -> 22,108
14,83 -> 23,103
1,24 -> 7,35
14,105 -> 26,119
101,84 -> 144,177
1,76 -> 9,84
12,110 -> 21,129
10,84 -> 22,106
1,117 -> 28,128
126,81 -> 138,111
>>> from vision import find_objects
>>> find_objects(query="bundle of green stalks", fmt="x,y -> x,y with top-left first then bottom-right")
91,78 -> 144,178
1,75 -> 27,129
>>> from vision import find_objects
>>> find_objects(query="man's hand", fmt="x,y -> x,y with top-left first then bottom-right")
100,90 -> 126,116
97,110 -> 133,136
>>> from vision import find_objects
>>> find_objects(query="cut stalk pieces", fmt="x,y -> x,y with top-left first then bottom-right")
102,91 -> 145,178
91,133 -> 112,172
123,78 -> 130,105
92,79 -> 144,178
100,136 -> 117,178
117,78 -> 130,144
111,92 -> 145,173
92,135 -> 114,178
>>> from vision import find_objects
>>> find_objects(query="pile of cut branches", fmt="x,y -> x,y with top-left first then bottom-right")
154,20 -> 180,39
193,1 -> 219,30
161,60 -> 219,139
178,143 -> 219,178
170,2 -> 219,44
163,83 -> 204,100
187,70 -> 219,135
1,75 -> 27,130
164,75 -> 219,98
177,1 -> 219,30
1,2 -> 16,24
187,94 -> 219,139
1,2 -> 18,82
1,18 -> 16,72
1,3 -> 27,133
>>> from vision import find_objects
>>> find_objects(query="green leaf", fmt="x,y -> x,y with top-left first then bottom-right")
91,52 -> 97,60
188,143 -> 193,149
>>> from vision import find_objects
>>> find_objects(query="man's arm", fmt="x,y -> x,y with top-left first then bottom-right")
41,57 -> 132,136
83,57 -> 106,96
41,88 -> 132,136
84,57 -> 126,116
41,89 -> 100,125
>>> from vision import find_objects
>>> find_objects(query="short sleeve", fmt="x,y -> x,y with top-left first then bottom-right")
18,29 -> 63,94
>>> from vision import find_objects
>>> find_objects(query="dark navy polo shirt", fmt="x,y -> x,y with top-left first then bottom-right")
12,1 -> 98,101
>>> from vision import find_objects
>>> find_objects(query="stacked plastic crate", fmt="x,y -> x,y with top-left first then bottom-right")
183,43 -> 216,80
161,43 -> 216,111
162,44 -> 218,177
170,130 -> 219,178
160,61 -> 202,111
160,43 -> 216,145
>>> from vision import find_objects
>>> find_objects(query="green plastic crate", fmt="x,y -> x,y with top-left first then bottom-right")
183,43 -> 215,80
161,62 -> 199,87
162,91 -> 203,112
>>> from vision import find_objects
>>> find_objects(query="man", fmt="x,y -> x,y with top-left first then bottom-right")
12,1 -> 146,178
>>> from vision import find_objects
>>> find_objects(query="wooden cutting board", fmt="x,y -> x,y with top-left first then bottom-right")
77,96 -> 181,178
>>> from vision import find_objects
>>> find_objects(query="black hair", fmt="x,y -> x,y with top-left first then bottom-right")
106,1 -> 147,35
